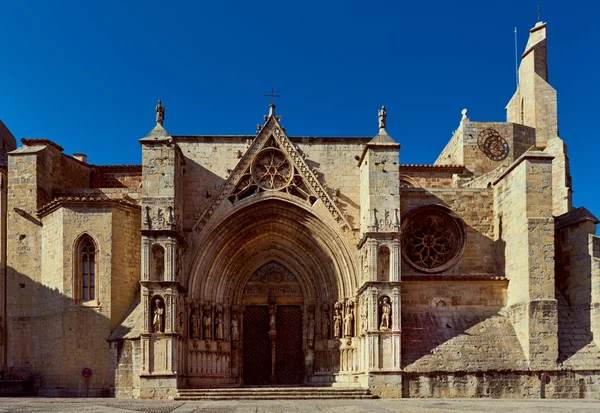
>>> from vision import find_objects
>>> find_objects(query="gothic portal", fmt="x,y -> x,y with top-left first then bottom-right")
1,21 -> 600,399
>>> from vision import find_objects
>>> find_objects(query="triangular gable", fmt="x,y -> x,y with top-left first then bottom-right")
192,106 -> 352,233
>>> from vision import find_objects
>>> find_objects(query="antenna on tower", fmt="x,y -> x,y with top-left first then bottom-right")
514,26 -> 519,89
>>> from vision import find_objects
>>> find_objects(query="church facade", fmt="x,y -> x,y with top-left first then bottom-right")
1,22 -> 599,399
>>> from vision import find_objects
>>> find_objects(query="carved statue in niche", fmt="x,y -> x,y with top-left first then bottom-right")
231,314 -> 239,342
152,298 -> 165,333
333,301 -> 343,339
344,300 -> 354,338
215,305 -> 224,341
190,308 -> 200,339
203,306 -> 212,340
360,297 -> 368,333
380,296 -> 391,331
307,305 -> 315,348
305,350 -> 314,375
321,304 -> 330,340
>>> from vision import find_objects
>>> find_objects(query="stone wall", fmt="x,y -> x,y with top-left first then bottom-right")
493,152 -> 557,368
401,188 -> 494,276
177,136 -> 367,232
93,166 -> 142,190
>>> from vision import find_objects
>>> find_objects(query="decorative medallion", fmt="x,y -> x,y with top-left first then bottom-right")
401,205 -> 466,273
477,128 -> 509,161
250,147 -> 293,190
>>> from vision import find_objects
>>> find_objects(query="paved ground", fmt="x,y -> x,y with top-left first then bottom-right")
0,398 -> 599,413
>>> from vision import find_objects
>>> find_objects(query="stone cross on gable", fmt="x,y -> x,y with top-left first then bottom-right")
264,88 -> 280,105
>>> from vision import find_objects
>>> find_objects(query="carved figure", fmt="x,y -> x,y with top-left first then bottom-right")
156,208 -> 166,227
190,309 -> 200,339
378,105 -> 387,130
203,310 -> 212,340
153,298 -> 164,333
380,296 -> 391,331
307,314 -> 315,346
361,299 -> 368,332
321,304 -> 330,340
333,308 -> 342,339
215,311 -> 224,341
344,307 -> 354,337
156,100 -> 165,125
231,315 -> 239,341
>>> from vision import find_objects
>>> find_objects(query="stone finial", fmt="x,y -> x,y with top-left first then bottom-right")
461,108 -> 468,122
156,100 -> 165,125
378,105 -> 387,130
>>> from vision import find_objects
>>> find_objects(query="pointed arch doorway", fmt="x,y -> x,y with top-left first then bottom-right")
241,261 -> 304,385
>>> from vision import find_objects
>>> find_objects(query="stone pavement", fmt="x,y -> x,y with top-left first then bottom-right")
0,398 -> 599,413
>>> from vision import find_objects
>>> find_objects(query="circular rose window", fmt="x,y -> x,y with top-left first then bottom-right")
250,148 -> 294,190
401,205 -> 466,273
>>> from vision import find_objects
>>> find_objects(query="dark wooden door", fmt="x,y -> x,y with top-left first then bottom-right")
243,306 -> 271,385
275,306 -> 304,384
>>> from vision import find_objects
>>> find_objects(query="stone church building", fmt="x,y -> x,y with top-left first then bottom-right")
0,21 -> 599,399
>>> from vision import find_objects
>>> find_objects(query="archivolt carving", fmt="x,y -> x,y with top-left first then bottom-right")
401,205 -> 466,273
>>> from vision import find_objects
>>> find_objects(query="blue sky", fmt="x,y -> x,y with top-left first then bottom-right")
0,1 -> 598,225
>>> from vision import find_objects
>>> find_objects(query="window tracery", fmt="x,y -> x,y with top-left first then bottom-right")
76,235 -> 97,303
228,137 -> 317,204
401,205 -> 466,273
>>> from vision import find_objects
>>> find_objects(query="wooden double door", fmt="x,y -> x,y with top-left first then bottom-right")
242,305 -> 304,385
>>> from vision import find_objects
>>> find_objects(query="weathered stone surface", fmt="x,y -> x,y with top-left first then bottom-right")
0,20 -> 598,399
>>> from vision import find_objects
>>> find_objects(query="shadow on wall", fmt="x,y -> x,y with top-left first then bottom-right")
399,189 -> 527,371
4,267 -> 132,397
181,158 -> 227,230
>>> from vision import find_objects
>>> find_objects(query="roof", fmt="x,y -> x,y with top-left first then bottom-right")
37,195 -> 141,218
400,164 -> 465,173
20,138 -> 64,152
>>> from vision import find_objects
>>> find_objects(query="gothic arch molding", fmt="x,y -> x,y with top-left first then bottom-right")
187,194 -> 357,305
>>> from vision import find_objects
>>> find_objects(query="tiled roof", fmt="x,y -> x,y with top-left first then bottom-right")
95,165 -> 142,173
38,195 -> 140,217
20,138 -> 64,152
400,164 -> 465,173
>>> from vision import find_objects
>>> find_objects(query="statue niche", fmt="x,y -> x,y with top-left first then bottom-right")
150,244 -> 165,281
152,296 -> 165,333
379,296 -> 392,331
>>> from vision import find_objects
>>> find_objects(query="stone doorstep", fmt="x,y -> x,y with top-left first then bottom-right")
175,386 -> 376,400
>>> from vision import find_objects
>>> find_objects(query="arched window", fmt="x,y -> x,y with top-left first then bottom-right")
76,235 -> 97,303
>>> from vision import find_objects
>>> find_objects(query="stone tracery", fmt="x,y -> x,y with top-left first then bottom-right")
401,205 -> 466,273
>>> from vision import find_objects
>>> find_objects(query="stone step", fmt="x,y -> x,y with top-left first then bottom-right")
175,387 -> 376,400
175,395 -> 375,400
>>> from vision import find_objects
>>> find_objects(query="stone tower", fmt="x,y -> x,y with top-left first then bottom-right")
356,107 -> 402,389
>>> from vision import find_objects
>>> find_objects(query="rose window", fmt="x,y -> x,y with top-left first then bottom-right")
401,205 -> 466,273
250,148 -> 294,190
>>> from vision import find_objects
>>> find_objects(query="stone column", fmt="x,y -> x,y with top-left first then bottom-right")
367,239 -> 378,282
389,239 -> 400,282
142,237 -> 151,281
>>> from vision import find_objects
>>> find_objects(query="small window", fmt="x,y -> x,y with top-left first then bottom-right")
76,235 -> 97,303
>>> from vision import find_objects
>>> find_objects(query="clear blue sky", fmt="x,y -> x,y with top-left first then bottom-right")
1,1 -> 598,225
